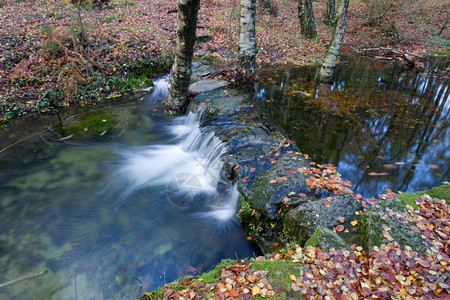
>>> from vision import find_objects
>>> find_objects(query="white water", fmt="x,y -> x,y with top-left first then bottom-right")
117,77 -> 238,221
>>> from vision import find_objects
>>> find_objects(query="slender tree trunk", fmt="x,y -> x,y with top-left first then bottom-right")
319,0 -> 350,82
325,0 -> 336,25
165,0 -> 200,114
238,0 -> 257,72
298,0 -> 317,38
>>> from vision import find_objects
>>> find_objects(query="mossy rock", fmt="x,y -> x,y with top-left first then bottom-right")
357,197 -> 430,253
191,90 -> 250,118
304,227 -> 351,251
284,193 -> 363,245
243,152 -> 315,219
393,185 -> 450,209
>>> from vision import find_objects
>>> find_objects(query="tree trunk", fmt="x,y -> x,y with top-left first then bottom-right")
298,0 -> 317,38
238,0 -> 257,72
325,0 -> 336,25
165,0 -> 200,114
319,0 -> 350,82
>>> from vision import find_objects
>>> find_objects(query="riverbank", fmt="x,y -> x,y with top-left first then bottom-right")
140,186 -> 449,299
1,0 -> 448,122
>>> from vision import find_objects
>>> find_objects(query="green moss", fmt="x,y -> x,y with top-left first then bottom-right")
428,185 -> 450,203
391,185 -> 450,209
64,110 -> 112,135
197,259 -> 235,283
304,227 -> 350,251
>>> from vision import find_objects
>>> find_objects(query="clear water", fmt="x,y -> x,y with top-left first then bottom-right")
255,58 -> 449,198
0,79 -> 253,299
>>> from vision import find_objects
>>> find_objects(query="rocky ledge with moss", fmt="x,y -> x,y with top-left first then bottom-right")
137,75 -> 450,299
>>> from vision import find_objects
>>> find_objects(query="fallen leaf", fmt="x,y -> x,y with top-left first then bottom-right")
250,167 -> 256,172
338,216 -> 345,223
335,225 -> 344,232
351,220 -> 358,226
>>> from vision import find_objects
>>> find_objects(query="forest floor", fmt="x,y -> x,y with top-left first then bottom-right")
0,0 -> 449,121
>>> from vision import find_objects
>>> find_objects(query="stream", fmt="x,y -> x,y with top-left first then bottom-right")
0,79 -> 253,299
0,58 -> 448,299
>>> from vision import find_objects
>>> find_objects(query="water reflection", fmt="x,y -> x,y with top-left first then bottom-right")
256,58 -> 449,197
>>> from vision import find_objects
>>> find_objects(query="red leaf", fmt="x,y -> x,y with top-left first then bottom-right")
242,176 -> 249,182
410,225 -> 421,233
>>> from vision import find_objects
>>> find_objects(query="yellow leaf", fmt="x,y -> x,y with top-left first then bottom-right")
400,289 -> 407,295
252,286 -> 261,296
351,220 -> 358,226
289,274 -> 297,282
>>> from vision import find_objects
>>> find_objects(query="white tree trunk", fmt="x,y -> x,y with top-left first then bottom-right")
166,0 -> 200,114
238,0 -> 257,72
319,0 -> 350,81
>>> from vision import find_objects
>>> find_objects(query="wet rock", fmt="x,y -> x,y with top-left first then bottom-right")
244,152 -> 320,219
284,193 -> 363,245
304,227 -> 351,251
191,64 -> 213,82
188,79 -> 228,95
358,197 -> 429,253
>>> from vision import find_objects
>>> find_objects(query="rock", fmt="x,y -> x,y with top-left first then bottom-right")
284,193 -> 363,245
245,152 -> 322,219
188,79 -> 228,95
191,90 -> 249,117
304,227 -> 351,251
358,197 -> 430,253
190,64 -> 213,81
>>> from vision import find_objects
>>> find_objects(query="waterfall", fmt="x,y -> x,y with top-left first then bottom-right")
116,78 -> 237,221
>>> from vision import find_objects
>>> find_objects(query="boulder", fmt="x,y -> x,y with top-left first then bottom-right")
284,193 -> 363,245
358,196 -> 430,253
304,227 -> 351,251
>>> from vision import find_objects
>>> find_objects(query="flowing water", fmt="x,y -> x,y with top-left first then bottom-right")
255,57 -> 449,197
0,79 -> 253,299
1,58 -> 449,299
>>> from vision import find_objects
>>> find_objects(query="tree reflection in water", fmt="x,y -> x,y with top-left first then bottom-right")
256,58 -> 449,197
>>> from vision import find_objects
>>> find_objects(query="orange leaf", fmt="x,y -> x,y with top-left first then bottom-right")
335,225 -> 344,232
233,164 -> 240,170
250,167 -> 256,172
242,176 -> 249,182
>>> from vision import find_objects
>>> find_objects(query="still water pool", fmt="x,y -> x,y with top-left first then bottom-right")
256,58 -> 449,198
0,80 -> 253,299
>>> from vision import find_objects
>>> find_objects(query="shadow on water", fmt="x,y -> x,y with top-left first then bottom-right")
255,57 -> 449,197
0,78 -> 253,299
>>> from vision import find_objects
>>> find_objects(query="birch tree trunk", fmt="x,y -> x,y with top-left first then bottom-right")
325,0 -> 336,25
298,0 -> 317,38
238,0 -> 257,72
165,0 -> 200,114
319,0 -> 350,82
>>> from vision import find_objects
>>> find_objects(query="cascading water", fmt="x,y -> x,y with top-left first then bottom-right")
117,77 -> 238,221
0,76 -> 253,300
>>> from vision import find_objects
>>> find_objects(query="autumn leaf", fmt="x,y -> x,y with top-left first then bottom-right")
335,225 -> 344,232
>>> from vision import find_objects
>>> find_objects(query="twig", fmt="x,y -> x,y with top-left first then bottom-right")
0,130 -> 49,154
0,270 -> 48,289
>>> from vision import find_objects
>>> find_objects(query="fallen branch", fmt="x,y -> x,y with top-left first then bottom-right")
0,270 -> 48,289
348,46 -> 425,59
